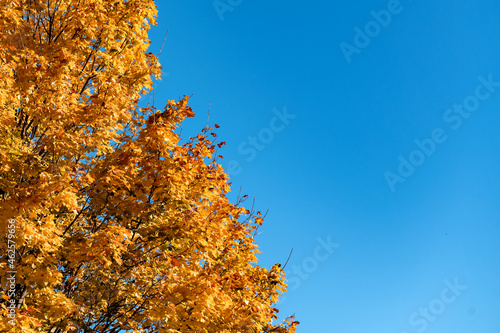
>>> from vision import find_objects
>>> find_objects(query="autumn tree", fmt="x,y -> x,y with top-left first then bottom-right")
0,1 -> 298,332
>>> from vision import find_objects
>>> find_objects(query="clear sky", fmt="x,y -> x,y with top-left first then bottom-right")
145,1 -> 500,332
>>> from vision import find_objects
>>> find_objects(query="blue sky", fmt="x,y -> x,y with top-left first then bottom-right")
145,1 -> 500,332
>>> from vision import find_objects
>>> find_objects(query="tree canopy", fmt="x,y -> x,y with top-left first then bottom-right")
0,0 -> 298,332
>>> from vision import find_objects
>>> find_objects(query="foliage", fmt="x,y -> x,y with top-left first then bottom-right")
0,1 -> 298,332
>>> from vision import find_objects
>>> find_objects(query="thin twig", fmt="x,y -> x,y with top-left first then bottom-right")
237,185 -> 243,202
282,248 -> 293,270
157,29 -> 169,57
205,101 -> 211,130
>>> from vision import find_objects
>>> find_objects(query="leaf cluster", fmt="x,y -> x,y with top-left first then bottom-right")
0,1 -> 298,332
